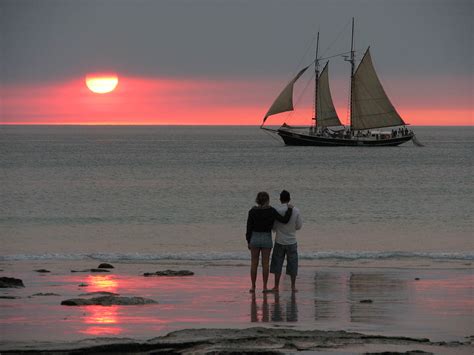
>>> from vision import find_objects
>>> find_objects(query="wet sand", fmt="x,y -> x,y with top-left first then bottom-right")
0,259 -> 473,353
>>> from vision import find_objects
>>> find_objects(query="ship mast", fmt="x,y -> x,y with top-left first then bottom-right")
349,17 -> 355,132
313,32 -> 320,131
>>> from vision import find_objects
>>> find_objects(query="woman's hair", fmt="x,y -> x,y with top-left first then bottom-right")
255,191 -> 270,206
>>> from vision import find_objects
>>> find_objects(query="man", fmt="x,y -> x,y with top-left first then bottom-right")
270,190 -> 303,292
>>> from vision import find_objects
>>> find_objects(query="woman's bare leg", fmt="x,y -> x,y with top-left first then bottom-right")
261,248 -> 271,292
250,247 -> 261,292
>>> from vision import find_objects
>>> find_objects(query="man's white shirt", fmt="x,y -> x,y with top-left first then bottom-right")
273,204 -> 303,245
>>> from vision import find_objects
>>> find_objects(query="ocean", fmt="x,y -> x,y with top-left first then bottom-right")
1,125 -> 472,262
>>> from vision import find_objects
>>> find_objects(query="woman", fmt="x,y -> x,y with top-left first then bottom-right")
246,191 -> 292,293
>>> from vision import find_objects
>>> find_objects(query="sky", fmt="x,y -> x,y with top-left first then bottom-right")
1,0 -> 472,125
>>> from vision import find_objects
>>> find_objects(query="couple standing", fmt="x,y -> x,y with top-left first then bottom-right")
246,190 -> 303,293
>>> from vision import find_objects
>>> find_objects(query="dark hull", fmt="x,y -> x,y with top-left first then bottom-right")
277,129 -> 413,146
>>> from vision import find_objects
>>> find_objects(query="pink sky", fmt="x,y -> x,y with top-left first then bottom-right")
1,75 -> 472,126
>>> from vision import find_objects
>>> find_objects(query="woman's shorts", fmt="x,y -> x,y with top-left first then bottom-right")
249,231 -> 273,249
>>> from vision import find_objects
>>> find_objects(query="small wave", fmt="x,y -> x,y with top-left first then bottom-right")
1,251 -> 473,262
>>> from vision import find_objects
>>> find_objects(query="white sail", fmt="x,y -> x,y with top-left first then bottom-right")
263,65 -> 310,123
317,63 -> 342,127
351,49 -> 406,130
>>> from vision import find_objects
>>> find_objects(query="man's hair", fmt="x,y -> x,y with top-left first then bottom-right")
280,190 -> 291,203
255,191 -> 270,206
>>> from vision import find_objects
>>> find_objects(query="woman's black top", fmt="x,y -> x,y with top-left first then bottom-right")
246,206 -> 293,243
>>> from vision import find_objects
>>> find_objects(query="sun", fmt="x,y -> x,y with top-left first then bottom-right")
85,74 -> 119,94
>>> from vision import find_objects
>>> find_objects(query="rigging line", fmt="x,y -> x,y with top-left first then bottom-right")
286,71 -> 316,122
262,127 -> 282,144
319,51 -> 352,61
291,36 -> 316,77
320,20 -> 351,59
301,50 -> 354,71
269,36 -> 315,126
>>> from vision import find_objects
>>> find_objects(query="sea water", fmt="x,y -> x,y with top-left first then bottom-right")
1,126 -> 472,261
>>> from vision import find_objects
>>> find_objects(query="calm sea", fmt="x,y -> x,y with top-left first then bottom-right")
1,126 -> 472,261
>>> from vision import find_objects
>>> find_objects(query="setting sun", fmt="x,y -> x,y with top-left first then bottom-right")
85,74 -> 119,94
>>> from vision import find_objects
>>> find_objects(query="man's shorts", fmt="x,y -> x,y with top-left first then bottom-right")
270,242 -> 298,276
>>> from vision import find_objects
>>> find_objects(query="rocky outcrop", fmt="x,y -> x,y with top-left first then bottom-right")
30,293 -> 60,297
61,295 -> 157,306
143,269 -> 194,277
79,291 -> 119,297
97,263 -> 114,269
71,269 -> 110,273
0,277 -> 25,288
17,327 -> 471,353
34,269 -> 51,273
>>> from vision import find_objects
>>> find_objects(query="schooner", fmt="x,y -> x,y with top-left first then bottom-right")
261,19 -> 416,147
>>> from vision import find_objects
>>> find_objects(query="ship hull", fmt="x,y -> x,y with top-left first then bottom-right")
277,129 -> 413,147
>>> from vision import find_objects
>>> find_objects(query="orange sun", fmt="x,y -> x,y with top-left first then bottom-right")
85,74 -> 119,94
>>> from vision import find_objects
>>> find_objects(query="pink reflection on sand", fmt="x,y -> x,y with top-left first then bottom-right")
412,275 -> 474,314
84,305 -> 119,324
80,326 -> 123,336
86,275 -> 119,293
80,305 -> 122,336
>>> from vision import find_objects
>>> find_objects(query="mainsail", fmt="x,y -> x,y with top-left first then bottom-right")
263,65 -> 310,123
351,49 -> 405,130
317,62 -> 342,127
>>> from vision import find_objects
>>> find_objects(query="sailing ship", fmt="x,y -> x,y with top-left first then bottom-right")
261,19 -> 418,147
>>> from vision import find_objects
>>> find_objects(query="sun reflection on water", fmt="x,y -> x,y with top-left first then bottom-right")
78,275 -> 122,335
86,275 -> 119,293
80,305 -> 123,335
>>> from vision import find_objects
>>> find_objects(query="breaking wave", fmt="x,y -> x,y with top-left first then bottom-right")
1,251 -> 473,262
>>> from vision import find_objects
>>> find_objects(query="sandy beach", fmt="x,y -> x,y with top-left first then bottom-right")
1,259 -> 472,353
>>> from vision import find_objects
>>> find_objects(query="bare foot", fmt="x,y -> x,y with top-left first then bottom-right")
249,288 -> 255,293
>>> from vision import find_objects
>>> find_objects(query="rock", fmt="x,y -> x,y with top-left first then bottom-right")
91,268 -> 110,272
78,283 -> 88,287
30,293 -> 60,297
0,277 -> 25,288
0,296 -> 19,299
34,269 -> 51,273
71,269 -> 110,273
144,269 -> 194,277
414,277 -> 420,280
97,263 -> 114,269
61,295 -> 157,306
79,291 -> 119,296
360,299 -> 373,304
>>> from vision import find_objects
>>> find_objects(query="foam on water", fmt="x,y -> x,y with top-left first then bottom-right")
1,251 -> 473,262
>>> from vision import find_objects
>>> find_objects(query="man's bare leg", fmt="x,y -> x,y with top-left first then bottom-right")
290,274 -> 297,292
272,273 -> 281,292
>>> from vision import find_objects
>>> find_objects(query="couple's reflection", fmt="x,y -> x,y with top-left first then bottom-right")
251,292 -> 298,322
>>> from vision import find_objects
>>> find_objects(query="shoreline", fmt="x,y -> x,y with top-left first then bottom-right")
1,260 -> 473,353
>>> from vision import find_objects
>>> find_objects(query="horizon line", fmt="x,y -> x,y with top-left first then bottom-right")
1,123 -> 473,127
